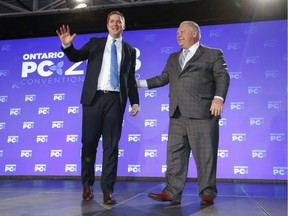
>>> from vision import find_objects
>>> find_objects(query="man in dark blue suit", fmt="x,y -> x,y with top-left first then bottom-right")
56,11 -> 139,205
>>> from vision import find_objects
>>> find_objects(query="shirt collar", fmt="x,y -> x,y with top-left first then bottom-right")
185,41 -> 200,53
108,35 -> 122,43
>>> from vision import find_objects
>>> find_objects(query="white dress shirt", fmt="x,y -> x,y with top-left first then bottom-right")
182,41 -> 199,67
97,35 -> 122,91
62,35 -> 123,91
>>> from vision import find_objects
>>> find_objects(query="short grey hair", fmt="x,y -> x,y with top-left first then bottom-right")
180,21 -> 201,39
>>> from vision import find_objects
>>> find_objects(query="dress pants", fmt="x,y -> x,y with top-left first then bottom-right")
163,108 -> 219,203
81,91 -> 123,193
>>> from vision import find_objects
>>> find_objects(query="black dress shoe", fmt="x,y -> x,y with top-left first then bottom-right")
82,186 -> 93,201
200,195 -> 214,205
148,192 -> 173,202
103,192 -> 116,205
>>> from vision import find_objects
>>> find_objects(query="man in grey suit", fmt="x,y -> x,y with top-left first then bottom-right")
56,11 -> 139,205
137,21 -> 230,205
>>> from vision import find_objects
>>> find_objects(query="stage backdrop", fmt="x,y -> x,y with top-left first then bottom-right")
0,20 -> 286,180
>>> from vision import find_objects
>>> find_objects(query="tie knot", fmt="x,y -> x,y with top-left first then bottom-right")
183,49 -> 189,57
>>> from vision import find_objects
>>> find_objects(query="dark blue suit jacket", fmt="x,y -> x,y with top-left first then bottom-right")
62,37 -> 139,112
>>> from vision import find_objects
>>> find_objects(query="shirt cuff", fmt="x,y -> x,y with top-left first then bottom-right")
138,80 -> 148,88
214,96 -> 224,101
62,43 -> 71,49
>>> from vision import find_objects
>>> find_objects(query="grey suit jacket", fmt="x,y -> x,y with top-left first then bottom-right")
147,44 -> 230,119
62,37 -> 139,112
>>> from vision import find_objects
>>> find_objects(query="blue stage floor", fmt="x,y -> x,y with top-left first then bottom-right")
0,179 -> 287,216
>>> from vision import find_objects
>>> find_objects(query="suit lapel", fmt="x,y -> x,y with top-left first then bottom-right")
177,51 -> 182,71
188,45 -> 204,63
189,45 -> 204,62
181,45 -> 204,71
94,37 -> 107,69
120,41 -> 126,69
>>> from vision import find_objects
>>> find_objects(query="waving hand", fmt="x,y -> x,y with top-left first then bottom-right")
56,25 -> 76,46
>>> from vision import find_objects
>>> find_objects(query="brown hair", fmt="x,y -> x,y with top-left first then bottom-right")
107,11 -> 125,26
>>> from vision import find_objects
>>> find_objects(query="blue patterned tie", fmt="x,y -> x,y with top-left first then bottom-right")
110,39 -> 119,89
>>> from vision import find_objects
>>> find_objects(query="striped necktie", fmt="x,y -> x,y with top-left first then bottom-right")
179,49 -> 189,69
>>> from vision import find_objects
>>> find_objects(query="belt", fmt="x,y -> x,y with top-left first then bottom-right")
97,90 -> 119,94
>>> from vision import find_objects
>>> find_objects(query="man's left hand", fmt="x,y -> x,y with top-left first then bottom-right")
210,98 -> 224,116
130,104 -> 139,116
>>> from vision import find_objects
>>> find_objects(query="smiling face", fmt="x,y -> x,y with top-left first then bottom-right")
176,22 -> 199,49
107,12 -> 125,39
